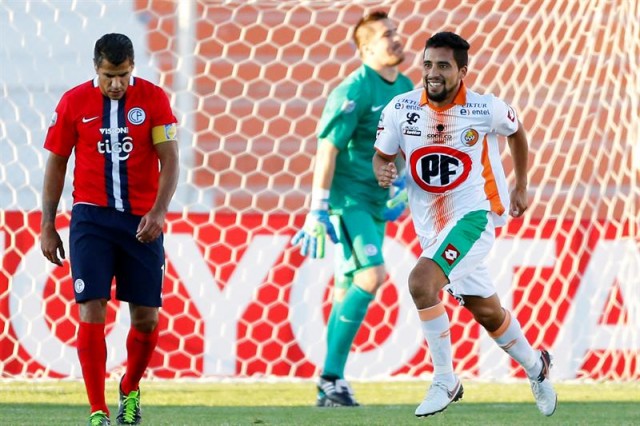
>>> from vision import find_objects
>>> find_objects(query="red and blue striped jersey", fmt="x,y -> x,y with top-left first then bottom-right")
44,76 -> 177,216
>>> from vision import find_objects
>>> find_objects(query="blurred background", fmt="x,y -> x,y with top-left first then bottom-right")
0,0 -> 638,382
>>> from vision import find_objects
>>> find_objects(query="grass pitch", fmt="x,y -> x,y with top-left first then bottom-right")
1,380 -> 638,425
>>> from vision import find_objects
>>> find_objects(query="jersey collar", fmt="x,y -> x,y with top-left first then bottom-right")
420,81 -> 467,112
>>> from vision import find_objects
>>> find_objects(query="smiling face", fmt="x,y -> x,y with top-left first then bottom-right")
422,46 -> 467,107
95,58 -> 133,100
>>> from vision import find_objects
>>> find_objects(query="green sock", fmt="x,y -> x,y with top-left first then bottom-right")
321,299 -> 343,381
326,299 -> 343,346
322,285 -> 374,379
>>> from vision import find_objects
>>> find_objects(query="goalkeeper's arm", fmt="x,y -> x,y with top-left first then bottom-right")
291,140 -> 339,258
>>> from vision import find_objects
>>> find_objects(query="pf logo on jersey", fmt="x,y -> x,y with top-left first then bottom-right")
409,145 -> 472,193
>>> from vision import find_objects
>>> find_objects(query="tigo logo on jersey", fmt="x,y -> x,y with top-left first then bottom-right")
97,136 -> 134,161
441,243 -> 460,266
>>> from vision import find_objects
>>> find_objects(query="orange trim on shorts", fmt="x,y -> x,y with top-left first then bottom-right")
488,309 -> 511,338
418,302 -> 446,321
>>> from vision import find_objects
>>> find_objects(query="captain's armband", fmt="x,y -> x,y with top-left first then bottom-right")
152,123 -> 177,145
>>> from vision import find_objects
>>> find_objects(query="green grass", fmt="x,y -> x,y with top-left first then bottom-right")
1,380 -> 638,425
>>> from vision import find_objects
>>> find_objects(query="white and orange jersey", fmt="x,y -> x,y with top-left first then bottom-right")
374,82 -> 519,238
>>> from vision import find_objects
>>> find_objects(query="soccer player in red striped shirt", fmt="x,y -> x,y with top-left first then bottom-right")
40,33 -> 179,426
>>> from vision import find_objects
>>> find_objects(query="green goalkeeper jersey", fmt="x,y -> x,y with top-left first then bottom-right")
318,64 -> 413,217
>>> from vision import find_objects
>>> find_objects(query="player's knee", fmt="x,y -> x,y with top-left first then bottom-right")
354,265 -> 385,293
78,299 -> 108,323
464,295 -> 504,331
473,307 -> 503,331
130,307 -> 159,333
408,261 -> 442,304
131,317 -> 158,333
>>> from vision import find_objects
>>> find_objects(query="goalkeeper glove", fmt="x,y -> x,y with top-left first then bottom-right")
382,173 -> 408,221
291,209 -> 338,259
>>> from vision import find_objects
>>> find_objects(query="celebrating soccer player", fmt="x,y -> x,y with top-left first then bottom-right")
291,11 -> 413,407
373,31 -> 557,418
40,33 -> 179,425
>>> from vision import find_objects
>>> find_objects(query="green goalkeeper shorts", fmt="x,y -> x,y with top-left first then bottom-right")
330,208 -> 386,290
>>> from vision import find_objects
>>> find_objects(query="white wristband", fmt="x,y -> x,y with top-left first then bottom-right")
310,188 -> 330,210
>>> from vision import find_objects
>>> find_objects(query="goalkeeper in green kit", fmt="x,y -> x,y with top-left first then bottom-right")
291,10 -> 413,407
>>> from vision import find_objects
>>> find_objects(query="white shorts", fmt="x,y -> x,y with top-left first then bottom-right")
418,210 -> 497,303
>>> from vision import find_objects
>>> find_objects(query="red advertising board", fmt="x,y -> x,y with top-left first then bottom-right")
1,212 -> 637,380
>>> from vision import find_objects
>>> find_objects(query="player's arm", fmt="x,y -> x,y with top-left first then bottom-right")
136,139 -> 179,243
290,139 -> 339,259
312,140 -> 338,201
40,153 -> 69,266
373,150 -> 397,188
507,120 -> 529,217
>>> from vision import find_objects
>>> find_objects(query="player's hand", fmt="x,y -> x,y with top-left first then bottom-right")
136,208 -> 166,243
291,210 -> 338,259
40,223 -> 65,266
383,173 -> 408,221
509,186 -> 528,217
376,162 -> 398,188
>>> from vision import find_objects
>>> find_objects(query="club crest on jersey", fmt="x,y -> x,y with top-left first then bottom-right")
364,244 -> 378,256
409,145 -> 472,193
127,107 -> 146,125
341,100 -> 356,114
461,128 -> 479,147
441,243 -> 460,266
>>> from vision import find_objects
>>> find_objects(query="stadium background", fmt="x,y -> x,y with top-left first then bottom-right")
0,0 -> 638,383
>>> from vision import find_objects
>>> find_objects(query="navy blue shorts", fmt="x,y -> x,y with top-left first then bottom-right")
69,204 -> 165,306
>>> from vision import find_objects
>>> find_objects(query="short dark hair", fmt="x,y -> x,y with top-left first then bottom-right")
425,32 -> 470,69
353,10 -> 389,50
93,33 -> 134,67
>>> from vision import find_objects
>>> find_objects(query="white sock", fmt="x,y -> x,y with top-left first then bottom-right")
490,309 -> 541,379
418,302 -> 456,386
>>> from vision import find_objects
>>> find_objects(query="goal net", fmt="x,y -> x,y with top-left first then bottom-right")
1,0 -> 638,382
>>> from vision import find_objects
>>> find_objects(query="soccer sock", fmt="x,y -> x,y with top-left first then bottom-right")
418,302 -> 456,386
325,299 -> 343,351
320,299 -> 343,381
121,325 -> 160,395
322,285 -> 374,379
489,309 -> 541,379
77,322 -> 108,415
